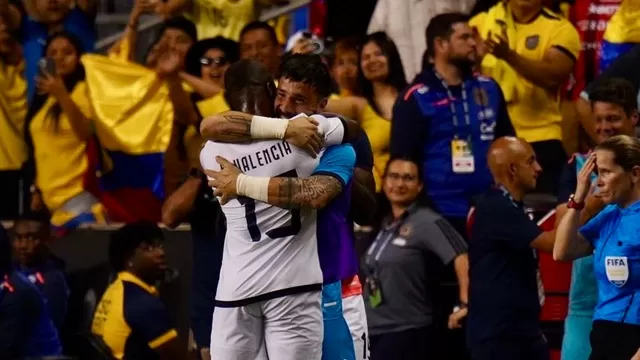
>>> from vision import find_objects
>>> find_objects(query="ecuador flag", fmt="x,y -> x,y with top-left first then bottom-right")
81,54 -> 174,223
600,0 -> 640,71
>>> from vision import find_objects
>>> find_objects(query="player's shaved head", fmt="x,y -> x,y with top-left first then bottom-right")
488,136 -> 541,190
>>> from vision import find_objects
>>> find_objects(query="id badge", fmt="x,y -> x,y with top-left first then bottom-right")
451,139 -> 475,173
605,256 -> 629,287
366,276 -> 383,308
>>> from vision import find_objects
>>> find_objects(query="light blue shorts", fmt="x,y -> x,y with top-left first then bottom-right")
322,281 -> 356,360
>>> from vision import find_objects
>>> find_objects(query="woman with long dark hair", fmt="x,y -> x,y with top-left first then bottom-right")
25,31 -> 106,231
327,32 -> 407,192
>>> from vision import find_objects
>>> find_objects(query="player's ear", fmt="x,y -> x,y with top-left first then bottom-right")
318,97 -> 328,111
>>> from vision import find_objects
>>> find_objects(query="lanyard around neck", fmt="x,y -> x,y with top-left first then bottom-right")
433,70 -> 471,136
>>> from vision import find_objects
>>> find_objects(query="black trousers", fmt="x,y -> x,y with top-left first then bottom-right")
590,320 -> 640,360
530,140 -> 567,195
470,335 -> 550,360
370,326 -> 438,360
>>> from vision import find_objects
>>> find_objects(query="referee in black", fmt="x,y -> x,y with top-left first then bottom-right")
467,137 -> 555,360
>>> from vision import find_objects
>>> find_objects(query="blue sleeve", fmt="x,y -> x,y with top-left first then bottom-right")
123,286 -> 177,348
390,87 -> 428,161
349,131 -> 374,171
579,204 -> 617,246
313,144 -> 356,187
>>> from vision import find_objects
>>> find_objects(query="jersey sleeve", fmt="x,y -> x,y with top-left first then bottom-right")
310,113 -> 346,146
313,144 -> 356,187
200,141 -> 221,173
421,216 -> 468,265
585,46 -> 640,97
579,204 -> 617,247
550,21 -> 581,61
123,290 -> 178,350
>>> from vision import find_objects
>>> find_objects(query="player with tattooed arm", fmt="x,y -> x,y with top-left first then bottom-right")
202,54 -> 375,360
200,58 -> 356,360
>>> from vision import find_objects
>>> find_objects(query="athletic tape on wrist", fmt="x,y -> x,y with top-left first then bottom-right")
250,116 -> 288,139
236,174 -> 270,203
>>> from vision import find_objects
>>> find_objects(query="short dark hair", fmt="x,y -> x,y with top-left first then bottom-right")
589,77 -> 638,117
240,21 -> 278,46
425,12 -> 471,58
279,53 -> 333,98
224,59 -> 276,105
108,221 -> 164,272
159,16 -> 198,44
185,36 -> 240,76
383,155 -> 425,183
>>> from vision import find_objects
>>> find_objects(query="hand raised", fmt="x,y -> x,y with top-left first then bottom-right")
575,153 -> 597,203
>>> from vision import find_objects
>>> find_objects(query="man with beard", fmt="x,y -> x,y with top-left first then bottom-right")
390,13 -> 514,359
556,78 -> 638,360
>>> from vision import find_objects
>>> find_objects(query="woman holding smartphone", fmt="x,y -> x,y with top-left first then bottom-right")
555,135 -> 640,360
25,31 -> 106,232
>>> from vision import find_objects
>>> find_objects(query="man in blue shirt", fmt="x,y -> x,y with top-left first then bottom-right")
0,221 -> 62,358
12,211 -> 69,333
556,78 -> 637,360
391,12 -> 514,236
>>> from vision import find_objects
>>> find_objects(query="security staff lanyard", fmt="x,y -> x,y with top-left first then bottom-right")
366,207 -> 413,273
433,70 -> 472,140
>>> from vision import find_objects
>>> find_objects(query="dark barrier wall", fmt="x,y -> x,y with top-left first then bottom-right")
48,226 -> 194,351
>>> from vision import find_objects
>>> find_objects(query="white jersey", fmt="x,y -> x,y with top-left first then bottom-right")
200,114 -> 346,305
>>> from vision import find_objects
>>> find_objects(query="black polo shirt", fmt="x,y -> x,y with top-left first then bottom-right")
467,188 -> 543,344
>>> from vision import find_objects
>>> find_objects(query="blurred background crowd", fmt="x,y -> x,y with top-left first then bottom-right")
1,0 -> 640,359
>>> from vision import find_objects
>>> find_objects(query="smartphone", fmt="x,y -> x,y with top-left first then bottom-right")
38,57 -> 56,77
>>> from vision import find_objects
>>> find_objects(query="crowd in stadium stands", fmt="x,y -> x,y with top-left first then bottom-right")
1,0 -> 640,359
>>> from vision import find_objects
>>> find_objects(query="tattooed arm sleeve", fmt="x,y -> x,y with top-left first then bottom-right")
199,111 -> 253,142
264,144 -> 356,209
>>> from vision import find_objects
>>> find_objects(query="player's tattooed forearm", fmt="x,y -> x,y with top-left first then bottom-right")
272,176 -> 342,209
214,114 -> 252,141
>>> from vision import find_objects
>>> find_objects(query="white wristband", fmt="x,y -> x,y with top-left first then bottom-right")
236,174 -> 270,203
250,115 -> 289,140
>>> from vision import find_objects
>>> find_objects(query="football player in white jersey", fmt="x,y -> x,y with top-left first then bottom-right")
202,54 -> 374,360
200,59 -> 356,360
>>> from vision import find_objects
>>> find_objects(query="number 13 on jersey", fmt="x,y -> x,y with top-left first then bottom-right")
238,170 -> 302,242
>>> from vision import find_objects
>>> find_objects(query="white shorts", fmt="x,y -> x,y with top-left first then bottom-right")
210,290 -> 323,360
343,294 -> 369,360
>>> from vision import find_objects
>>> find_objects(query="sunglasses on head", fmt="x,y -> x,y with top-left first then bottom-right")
200,56 -> 228,66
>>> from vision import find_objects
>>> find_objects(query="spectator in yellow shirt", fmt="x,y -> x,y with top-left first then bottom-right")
155,0 -> 287,41
0,17 -> 27,220
327,32 -> 407,193
471,0 -> 581,194
25,32 -> 107,231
